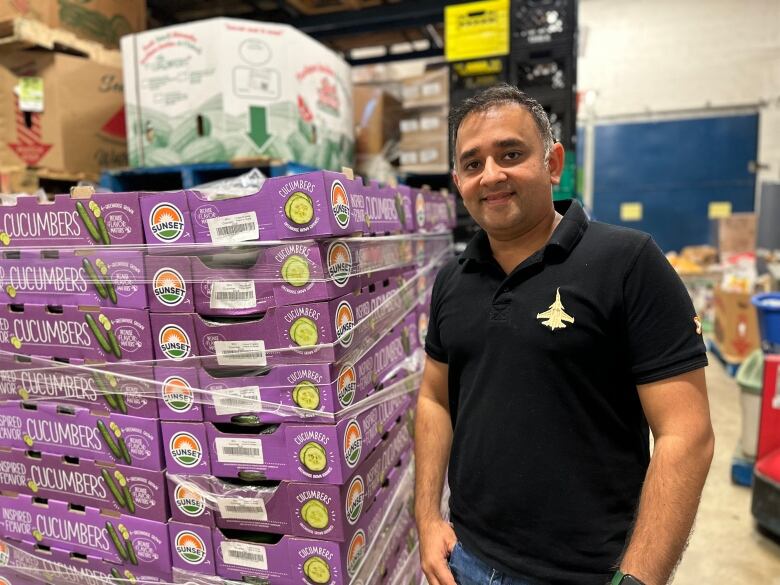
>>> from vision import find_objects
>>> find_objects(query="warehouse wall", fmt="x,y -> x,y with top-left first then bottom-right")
578,0 -> 780,187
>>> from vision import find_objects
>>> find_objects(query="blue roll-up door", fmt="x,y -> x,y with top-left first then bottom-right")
592,114 -> 758,252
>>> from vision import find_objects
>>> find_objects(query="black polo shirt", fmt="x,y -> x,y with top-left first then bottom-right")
425,199 -> 707,585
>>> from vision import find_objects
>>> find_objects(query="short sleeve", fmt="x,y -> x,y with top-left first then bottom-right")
424,267 -> 449,364
623,236 -> 708,384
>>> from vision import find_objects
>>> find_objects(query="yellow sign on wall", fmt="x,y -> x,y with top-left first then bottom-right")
620,202 -> 643,222
445,0 -> 510,62
708,201 -> 732,219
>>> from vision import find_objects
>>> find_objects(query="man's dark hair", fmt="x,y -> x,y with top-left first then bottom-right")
448,83 -> 555,166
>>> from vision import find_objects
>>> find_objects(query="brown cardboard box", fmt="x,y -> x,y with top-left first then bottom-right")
399,136 -> 449,174
0,0 -> 146,48
714,285 -> 761,363
402,67 -> 449,109
353,86 -> 402,156
714,213 -> 756,258
400,106 -> 448,143
0,51 -> 127,176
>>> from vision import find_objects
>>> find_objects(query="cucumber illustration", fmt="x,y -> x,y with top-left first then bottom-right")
298,442 -> 327,472
281,255 -> 310,288
292,380 -> 320,410
85,313 -> 112,353
83,258 -> 107,298
107,329 -> 122,360
101,468 -> 126,508
75,202 -> 101,243
106,521 -> 129,561
125,533 -> 139,565
290,317 -> 318,347
115,393 -> 127,415
300,499 -> 329,530
97,420 -> 122,460
118,437 -> 132,466
123,484 -> 135,514
284,192 -> 314,225
97,217 -> 111,245
303,556 -> 331,585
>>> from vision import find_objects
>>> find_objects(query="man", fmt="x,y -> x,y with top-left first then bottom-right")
414,84 -> 714,585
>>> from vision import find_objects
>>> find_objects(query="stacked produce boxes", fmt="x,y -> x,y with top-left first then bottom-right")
0,170 -> 455,585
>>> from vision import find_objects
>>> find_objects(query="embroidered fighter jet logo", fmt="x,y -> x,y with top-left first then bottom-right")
536,288 -> 575,331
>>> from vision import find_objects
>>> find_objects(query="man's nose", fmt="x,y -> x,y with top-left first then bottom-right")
480,157 -> 507,186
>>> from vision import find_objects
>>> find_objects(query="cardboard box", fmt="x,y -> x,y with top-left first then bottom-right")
401,68 -> 448,109
0,51 -> 126,176
354,86 -> 402,157
713,285 -> 760,363
713,213 -> 757,258
0,0 -> 146,48
121,18 -> 354,170
399,106 -> 447,143
399,137 -> 449,174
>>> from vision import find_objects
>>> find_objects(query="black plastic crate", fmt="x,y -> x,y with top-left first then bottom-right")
511,0 -> 578,48
509,43 -> 576,101
449,57 -> 510,106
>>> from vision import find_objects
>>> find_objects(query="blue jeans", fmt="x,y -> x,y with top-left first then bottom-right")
447,542 -> 540,585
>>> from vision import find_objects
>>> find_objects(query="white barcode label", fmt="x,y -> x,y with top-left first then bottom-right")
210,281 -> 257,310
400,119 -> 419,133
400,152 -> 418,165
422,82 -> 441,97
420,148 -> 439,164
213,386 -> 262,416
215,437 -> 264,464
214,340 -> 267,367
217,497 -> 269,521
208,212 -> 259,244
420,116 -> 441,131
221,542 -> 268,570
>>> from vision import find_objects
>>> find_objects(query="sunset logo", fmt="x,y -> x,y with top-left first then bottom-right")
335,300 -> 355,348
415,193 -> 426,228
175,530 -> 207,565
149,202 -> 185,243
0,578 -> 10,585
0,541 -> 8,567
169,431 -> 203,468
174,484 -> 206,517
330,180 -> 350,229
158,324 -> 191,361
343,420 -> 362,468
327,241 -> 353,287
153,268 -> 187,307
162,376 -> 194,413
347,529 -> 367,576
345,475 -> 365,525
337,365 -> 357,407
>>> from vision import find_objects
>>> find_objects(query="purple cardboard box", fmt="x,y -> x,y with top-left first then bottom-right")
188,171 -> 368,244
0,401 -> 163,471
0,568 -> 41,585
0,536 -> 168,584
190,255 -> 275,318
0,447 -> 167,522
168,521 -> 217,576
150,313 -> 199,365
413,234 -> 453,271
0,494 -> 172,582
213,459 -> 415,585
410,188 -> 457,233
160,381 -> 415,482
364,182 -> 404,236
140,190 -> 196,248
0,305 -> 153,363
144,255 -> 196,313
0,357 -> 159,418
155,366 -> 204,422
0,192 -> 144,248
201,313 -> 419,425
0,249 -> 147,309
166,411 -> 412,539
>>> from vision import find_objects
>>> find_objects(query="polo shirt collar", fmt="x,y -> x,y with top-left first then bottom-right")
459,199 -> 588,266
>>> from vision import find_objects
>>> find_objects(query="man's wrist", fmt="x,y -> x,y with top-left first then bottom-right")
611,570 -> 647,585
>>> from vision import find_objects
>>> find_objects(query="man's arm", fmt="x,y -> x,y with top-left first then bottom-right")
415,356 -> 457,585
618,368 -> 715,585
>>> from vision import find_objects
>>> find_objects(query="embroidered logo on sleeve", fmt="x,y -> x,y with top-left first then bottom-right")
536,288 -> 574,331
694,316 -> 702,335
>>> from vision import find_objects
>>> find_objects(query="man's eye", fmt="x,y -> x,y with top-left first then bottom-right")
505,151 -> 521,160
465,161 -> 480,170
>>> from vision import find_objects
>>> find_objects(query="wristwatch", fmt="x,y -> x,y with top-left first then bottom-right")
611,570 -> 646,585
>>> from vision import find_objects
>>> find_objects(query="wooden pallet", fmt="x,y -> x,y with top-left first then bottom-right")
0,17 -> 121,67
0,166 -> 96,195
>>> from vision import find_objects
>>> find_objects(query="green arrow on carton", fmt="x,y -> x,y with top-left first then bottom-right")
248,106 -> 270,149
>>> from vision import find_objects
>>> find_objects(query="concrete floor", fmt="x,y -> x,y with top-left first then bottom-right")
673,354 -> 780,584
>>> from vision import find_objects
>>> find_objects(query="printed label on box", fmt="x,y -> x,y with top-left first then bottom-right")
216,497 -> 269,521
208,212 -> 260,244
214,340 -> 267,367
213,386 -> 262,415
221,541 -> 269,570
215,437 -> 264,464
210,281 -> 257,309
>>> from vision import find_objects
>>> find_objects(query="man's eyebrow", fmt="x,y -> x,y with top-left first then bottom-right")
459,147 -> 479,164
495,138 -> 526,149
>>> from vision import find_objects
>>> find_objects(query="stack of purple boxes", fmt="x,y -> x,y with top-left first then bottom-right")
0,170 -> 455,585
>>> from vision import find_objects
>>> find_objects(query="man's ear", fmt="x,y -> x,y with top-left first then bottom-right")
547,143 -> 565,186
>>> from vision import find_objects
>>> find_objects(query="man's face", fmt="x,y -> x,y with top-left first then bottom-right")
452,103 -> 564,239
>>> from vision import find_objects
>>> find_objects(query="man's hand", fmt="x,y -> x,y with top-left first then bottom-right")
419,517 -> 458,585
